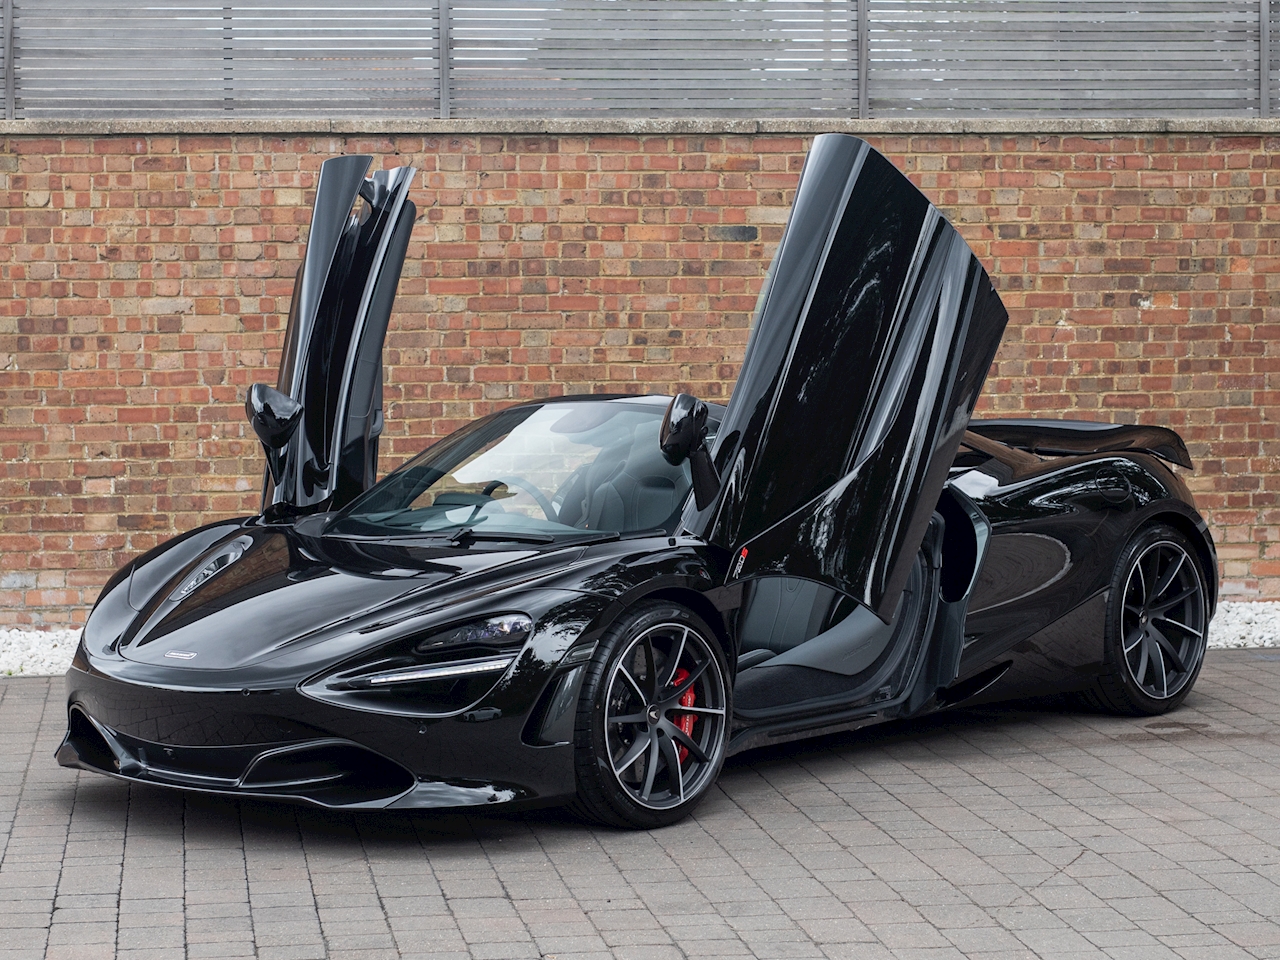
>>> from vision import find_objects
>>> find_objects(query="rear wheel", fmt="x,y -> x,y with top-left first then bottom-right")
1091,523 -> 1209,716
572,602 -> 730,829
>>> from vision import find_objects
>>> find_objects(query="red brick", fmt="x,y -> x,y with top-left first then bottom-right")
0,129 -> 1274,618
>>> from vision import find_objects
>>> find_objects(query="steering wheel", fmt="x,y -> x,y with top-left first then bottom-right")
482,475 -> 558,522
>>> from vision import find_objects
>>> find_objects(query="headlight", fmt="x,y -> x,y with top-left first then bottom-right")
412,613 -> 532,655
299,613 -> 534,716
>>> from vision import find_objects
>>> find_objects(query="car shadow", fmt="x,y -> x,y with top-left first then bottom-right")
146,694 -> 1100,847
722,693 -> 1085,770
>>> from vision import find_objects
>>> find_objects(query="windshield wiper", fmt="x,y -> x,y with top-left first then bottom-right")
448,528 -> 557,546
327,526 -> 620,547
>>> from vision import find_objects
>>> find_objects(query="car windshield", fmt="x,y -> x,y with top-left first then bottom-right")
326,398 -> 697,541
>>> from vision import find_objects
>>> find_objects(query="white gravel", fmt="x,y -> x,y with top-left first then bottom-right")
1202,599 -> 1280,648
1,627 -> 82,677
2,600 -> 1279,678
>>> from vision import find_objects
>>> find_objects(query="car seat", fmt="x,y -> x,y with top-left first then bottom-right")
736,577 -> 839,669
575,420 -> 692,532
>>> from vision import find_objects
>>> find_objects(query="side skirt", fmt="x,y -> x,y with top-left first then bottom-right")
936,660 -> 1012,708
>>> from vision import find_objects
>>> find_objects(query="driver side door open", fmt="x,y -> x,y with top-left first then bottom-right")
689,135 -> 1007,722
730,483 -> 991,721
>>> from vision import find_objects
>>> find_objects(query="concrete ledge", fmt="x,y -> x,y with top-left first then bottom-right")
4,116 -> 1280,137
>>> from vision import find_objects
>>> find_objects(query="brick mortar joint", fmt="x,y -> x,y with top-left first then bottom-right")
8,117 -> 1280,137
1,127 -> 1276,609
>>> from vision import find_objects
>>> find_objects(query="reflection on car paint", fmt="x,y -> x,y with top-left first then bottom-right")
58,137 -> 1219,822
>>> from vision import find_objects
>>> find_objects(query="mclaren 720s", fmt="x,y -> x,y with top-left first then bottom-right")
59,135 -> 1217,828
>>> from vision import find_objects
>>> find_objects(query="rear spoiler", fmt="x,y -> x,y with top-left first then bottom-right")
967,419 -> 1193,470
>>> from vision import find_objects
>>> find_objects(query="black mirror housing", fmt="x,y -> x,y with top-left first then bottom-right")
661,393 -> 721,511
660,393 -> 706,466
246,383 -> 304,485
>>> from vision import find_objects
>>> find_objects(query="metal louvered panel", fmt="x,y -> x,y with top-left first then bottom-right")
14,0 -> 441,118
3,0 -> 13,119
3,0 -> 1278,118
869,0 -> 1264,116
449,0 -> 856,116
1271,0 -> 1278,115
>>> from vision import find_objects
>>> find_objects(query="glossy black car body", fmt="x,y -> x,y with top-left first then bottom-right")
59,137 -> 1217,822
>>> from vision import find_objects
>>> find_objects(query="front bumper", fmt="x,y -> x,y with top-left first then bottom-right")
59,659 -> 580,810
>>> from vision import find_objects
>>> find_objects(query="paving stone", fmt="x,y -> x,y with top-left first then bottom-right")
2,653 -> 1280,957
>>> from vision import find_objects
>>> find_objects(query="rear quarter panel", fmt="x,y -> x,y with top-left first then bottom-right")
956,450 -> 1211,697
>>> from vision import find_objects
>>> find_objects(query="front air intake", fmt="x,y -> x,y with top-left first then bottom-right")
57,706 -> 124,774
240,740 -> 414,805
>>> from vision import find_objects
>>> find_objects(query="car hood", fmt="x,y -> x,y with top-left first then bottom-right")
112,523 -> 591,672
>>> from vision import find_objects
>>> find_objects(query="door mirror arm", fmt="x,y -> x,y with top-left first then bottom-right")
246,383 -> 304,486
661,393 -> 721,511
687,446 -> 721,512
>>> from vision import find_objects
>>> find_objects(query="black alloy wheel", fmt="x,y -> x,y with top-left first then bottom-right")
1092,523 -> 1209,715
572,602 -> 729,828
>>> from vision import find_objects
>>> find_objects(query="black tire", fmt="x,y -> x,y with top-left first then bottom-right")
1090,522 -> 1210,716
571,601 -> 731,829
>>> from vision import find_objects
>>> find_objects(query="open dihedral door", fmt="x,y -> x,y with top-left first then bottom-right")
251,156 -> 417,518
688,134 -> 1006,711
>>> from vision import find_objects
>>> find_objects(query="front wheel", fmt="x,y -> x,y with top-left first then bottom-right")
1090,522 -> 1210,716
572,602 -> 730,829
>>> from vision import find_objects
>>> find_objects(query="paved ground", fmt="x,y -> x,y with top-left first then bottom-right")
2,652 -> 1279,960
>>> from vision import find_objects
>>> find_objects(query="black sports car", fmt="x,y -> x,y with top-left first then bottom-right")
58,136 -> 1217,828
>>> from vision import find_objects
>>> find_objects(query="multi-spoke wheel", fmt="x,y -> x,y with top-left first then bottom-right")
1092,523 -> 1210,715
572,602 -> 730,828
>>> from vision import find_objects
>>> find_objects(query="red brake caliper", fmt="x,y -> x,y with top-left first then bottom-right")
672,667 -> 696,762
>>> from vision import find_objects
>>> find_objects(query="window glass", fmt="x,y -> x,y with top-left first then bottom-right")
327,399 -> 696,540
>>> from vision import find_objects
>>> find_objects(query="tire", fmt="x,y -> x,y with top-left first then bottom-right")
571,601 -> 731,829
1090,522 -> 1210,716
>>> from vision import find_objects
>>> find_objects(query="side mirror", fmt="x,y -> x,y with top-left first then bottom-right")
660,393 -> 721,511
660,393 -> 706,466
246,383 -> 304,484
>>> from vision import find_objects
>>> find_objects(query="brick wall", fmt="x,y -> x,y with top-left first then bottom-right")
2,120 -> 1277,624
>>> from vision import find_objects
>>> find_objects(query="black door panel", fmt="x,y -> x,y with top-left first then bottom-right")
264,158 -> 417,516
688,135 -> 1007,624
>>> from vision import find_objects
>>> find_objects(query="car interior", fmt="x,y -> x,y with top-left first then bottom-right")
555,418 -> 694,533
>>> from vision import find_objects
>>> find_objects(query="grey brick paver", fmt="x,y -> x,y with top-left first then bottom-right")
3,652 -> 1280,957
